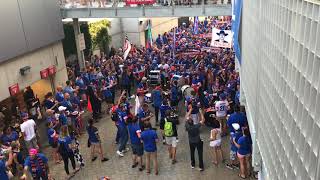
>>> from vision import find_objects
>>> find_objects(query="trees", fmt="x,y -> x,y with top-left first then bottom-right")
89,19 -> 112,56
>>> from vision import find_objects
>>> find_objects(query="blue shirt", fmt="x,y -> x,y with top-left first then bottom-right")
47,128 -> 56,145
160,104 -> 171,119
59,114 -> 68,126
171,86 -> 179,101
127,123 -> 141,145
230,131 -> 242,152
152,90 -> 162,107
140,129 -> 158,152
24,153 -> 48,175
117,110 -> 127,128
55,92 -> 64,103
0,160 -> 8,180
87,126 -> 99,143
237,136 -> 252,155
1,131 -> 19,145
63,86 -> 74,96
227,112 -> 247,133
58,136 -> 73,152
61,100 -> 74,112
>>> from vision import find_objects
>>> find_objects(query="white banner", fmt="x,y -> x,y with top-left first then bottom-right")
211,28 -> 232,48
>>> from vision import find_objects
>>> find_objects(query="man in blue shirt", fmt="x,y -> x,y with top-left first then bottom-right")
127,117 -> 145,171
116,104 -> 129,157
140,123 -> 159,175
55,86 -> 64,103
21,149 -> 50,180
152,86 -> 162,126
61,93 -> 74,112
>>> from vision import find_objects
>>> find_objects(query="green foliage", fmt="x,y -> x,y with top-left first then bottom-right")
89,19 -> 112,54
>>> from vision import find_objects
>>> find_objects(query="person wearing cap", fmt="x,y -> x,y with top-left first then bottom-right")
20,113 -> 38,150
58,106 -> 68,126
21,149 -> 50,180
151,85 -> 162,126
215,93 -> 230,136
226,123 -> 242,170
185,105 -> 205,171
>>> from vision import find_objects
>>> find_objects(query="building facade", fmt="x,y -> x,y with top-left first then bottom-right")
240,0 -> 320,179
0,0 -> 67,113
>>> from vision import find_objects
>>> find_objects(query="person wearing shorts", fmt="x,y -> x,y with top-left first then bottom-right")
127,117 -> 145,171
20,113 -> 39,150
234,127 -> 252,179
226,123 -> 242,170
164,110 -> 179,164
209,119 -> 224,165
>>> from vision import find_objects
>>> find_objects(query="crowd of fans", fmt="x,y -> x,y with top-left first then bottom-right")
0,16 -> 253,180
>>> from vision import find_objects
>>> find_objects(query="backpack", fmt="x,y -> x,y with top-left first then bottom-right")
164,118 -> 174,137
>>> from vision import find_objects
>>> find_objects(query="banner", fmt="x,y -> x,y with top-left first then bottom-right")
125,0 -> 155,5
201,47 -> 221,53
210,27 -> 232,48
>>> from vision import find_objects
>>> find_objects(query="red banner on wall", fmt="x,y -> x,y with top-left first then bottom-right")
47,65 -> 56,75
40,69 -> 49,79
9,84 -> 20,96
125,0 -> 155,5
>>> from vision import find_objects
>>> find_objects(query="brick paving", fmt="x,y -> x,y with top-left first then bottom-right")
43,101 -> 253,180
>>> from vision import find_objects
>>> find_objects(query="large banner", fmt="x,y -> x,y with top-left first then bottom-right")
210,27 -> 233,48
125,0 -> 155,5
232,0 -> 243,64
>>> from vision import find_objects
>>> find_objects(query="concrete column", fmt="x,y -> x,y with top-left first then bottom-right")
119,18 -> 125,47
72,18 -> 85,70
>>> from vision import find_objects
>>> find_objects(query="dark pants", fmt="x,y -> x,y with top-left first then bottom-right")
189,140 -> 204,169
118,125 -> 128,152
115,124 -> 120,143
33,174 -> 48,180
154,106 -> 160,123
61,151 -> 76,175
122,84 -> 131,97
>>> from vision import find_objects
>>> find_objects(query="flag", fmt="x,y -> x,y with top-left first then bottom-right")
173,27 -> 176,59
87,96 -> 93,113
134,95 -> 140,115
193,16 -> 199,34
146,20 -> 153,48
211,27 -> 233,48
123,36 -> 131,60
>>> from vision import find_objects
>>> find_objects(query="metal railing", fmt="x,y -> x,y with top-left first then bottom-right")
59,0 -> 231,9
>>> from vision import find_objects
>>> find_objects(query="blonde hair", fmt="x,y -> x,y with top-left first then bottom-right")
60,125 -> 69,138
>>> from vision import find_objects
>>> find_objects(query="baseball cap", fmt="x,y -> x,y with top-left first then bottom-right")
232,123 -> 240,131
58,106 -> 67,112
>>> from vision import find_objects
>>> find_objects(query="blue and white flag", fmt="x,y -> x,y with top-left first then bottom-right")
193,16 -> 199,34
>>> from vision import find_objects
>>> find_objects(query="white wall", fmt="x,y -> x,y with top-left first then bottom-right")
0,42 -> 68,101
241,0 -> 320,180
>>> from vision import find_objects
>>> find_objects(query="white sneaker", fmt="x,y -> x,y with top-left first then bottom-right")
122,147 -> 130,153
117,151 -> 124,157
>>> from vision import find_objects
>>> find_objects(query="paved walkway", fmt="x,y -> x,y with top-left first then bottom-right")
45,102 -> 251,180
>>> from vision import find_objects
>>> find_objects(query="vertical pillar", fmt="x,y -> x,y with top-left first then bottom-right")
73,18 -> 85,70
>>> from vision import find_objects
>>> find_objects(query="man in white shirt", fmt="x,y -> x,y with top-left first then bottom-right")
215,93 -> 230,136
20,112 -> 38,150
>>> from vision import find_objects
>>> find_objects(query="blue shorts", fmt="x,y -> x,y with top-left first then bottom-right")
131,143 -> 144,156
